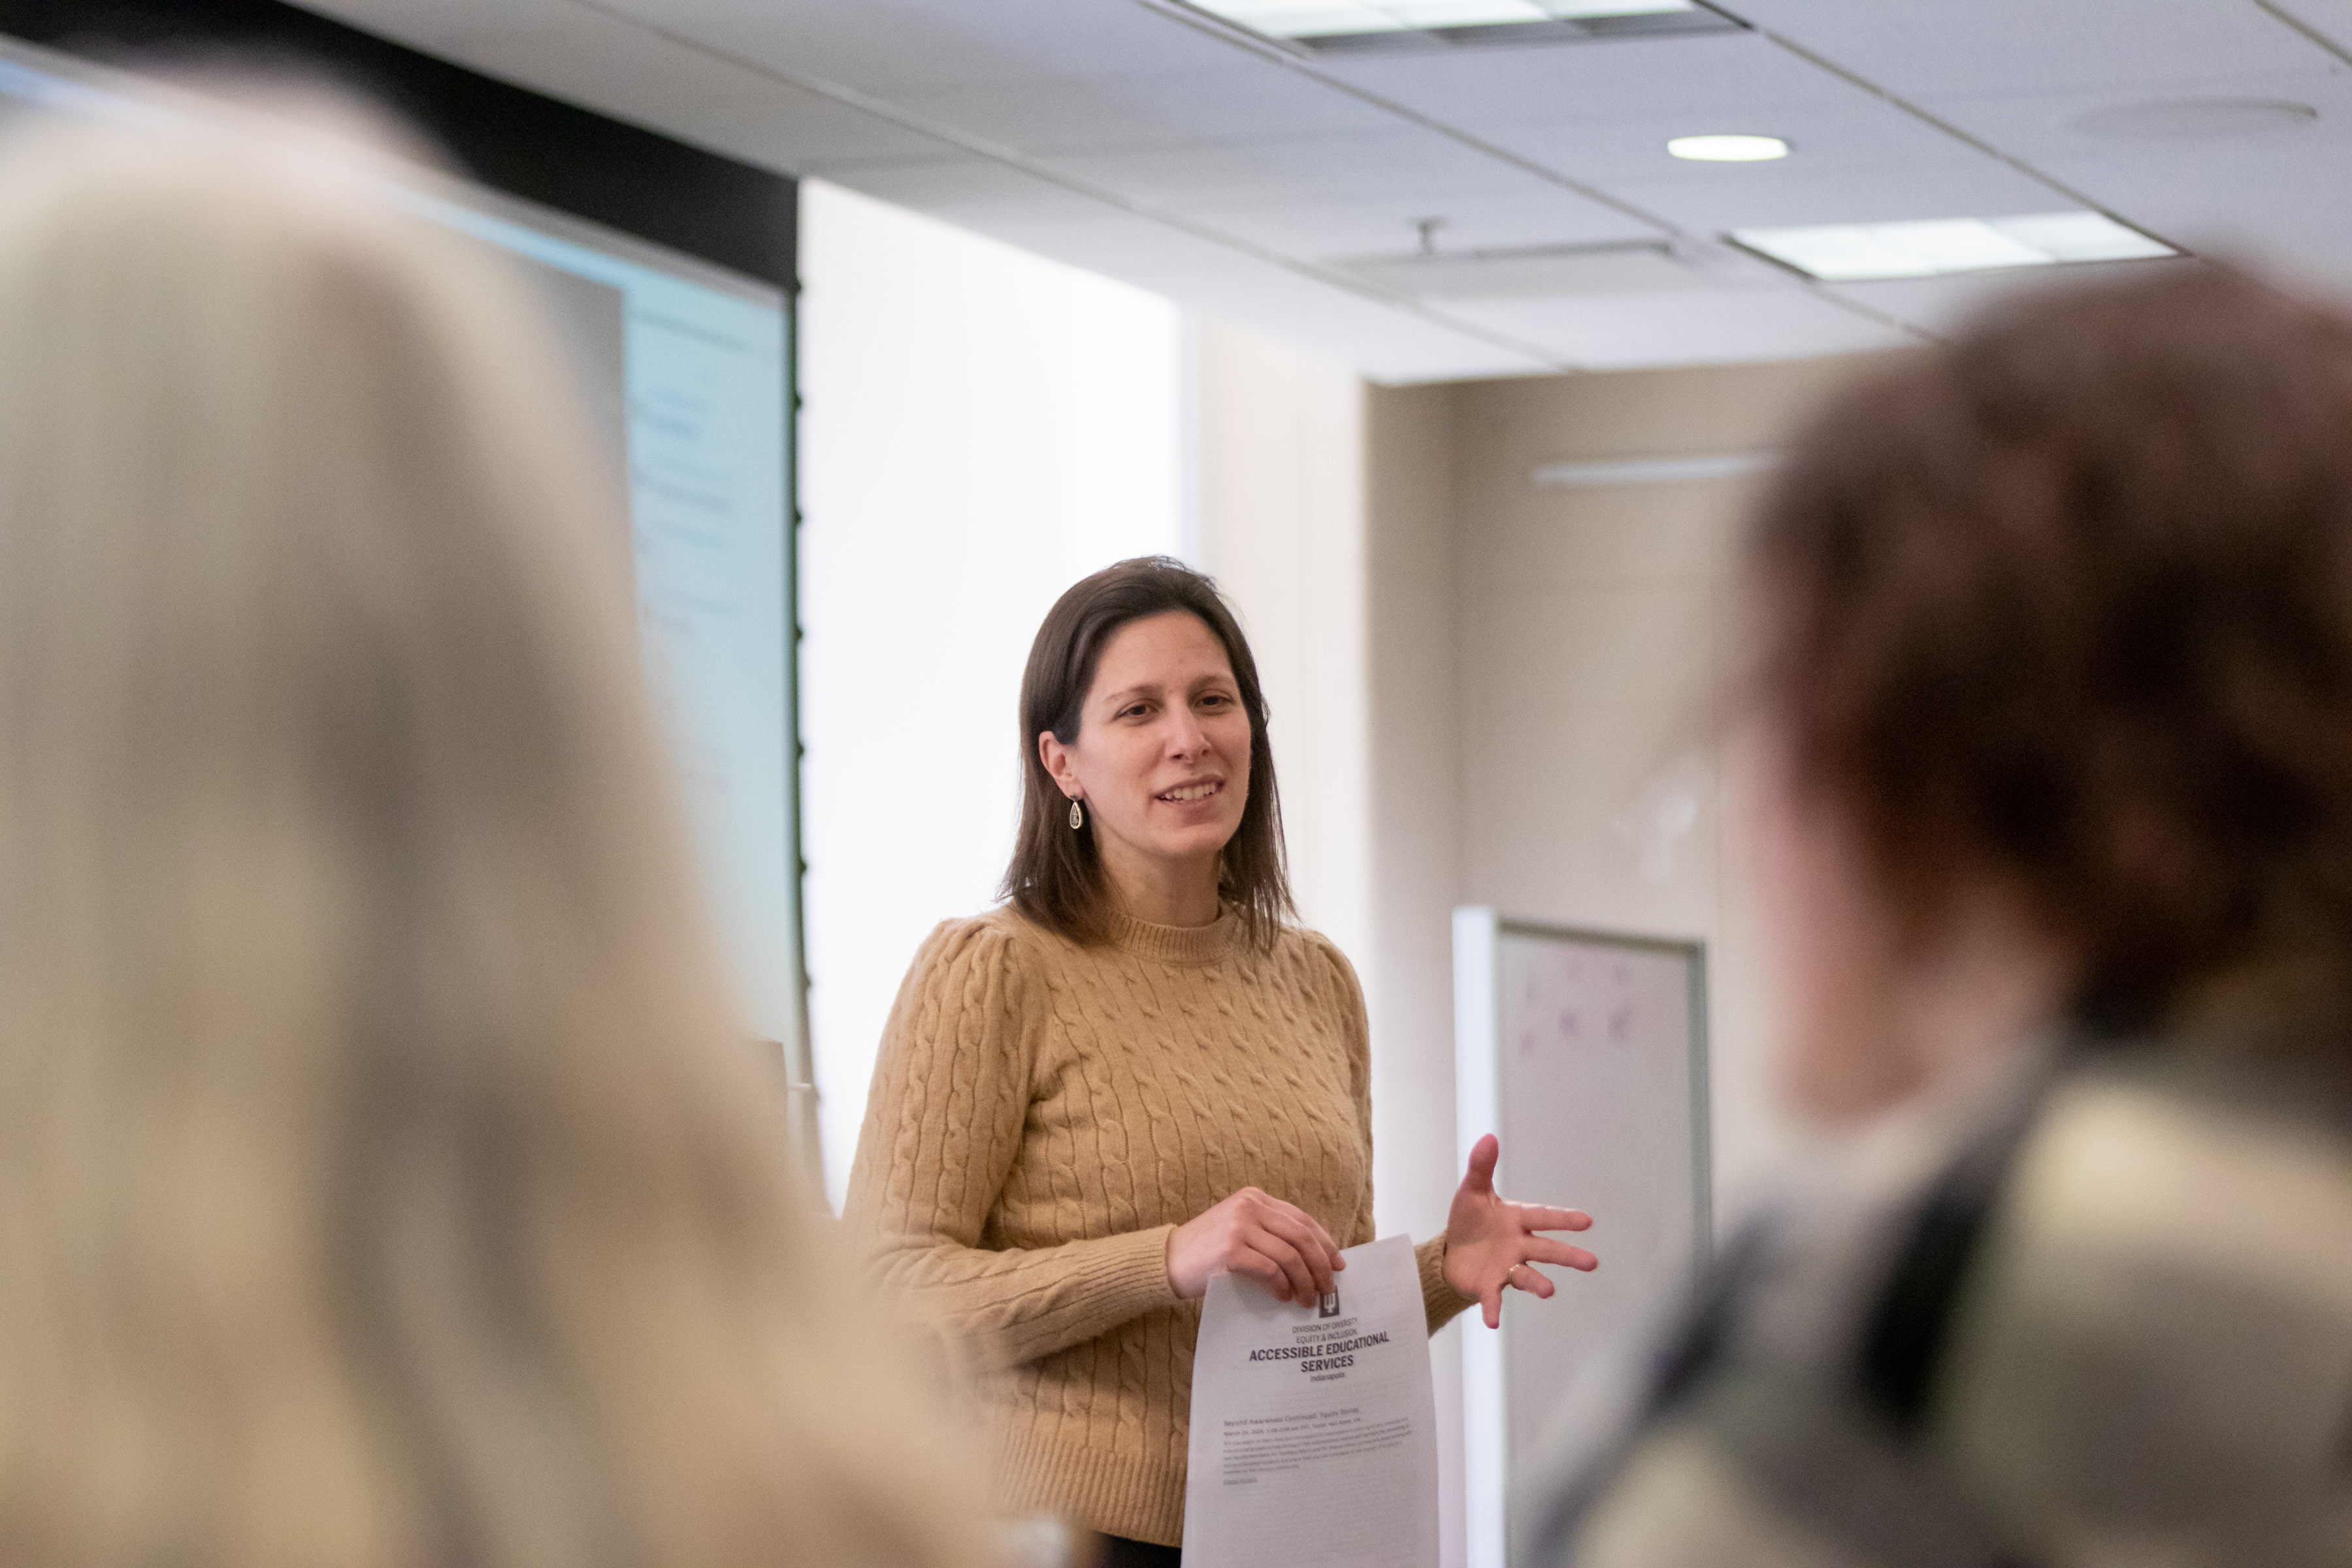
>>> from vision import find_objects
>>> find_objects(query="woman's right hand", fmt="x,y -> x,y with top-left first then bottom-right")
1165,1186 -> 1343,1304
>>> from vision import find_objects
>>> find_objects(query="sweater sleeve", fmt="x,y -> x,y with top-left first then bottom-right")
1314,934 -> 1475,1337
843,917 -> 1182,1373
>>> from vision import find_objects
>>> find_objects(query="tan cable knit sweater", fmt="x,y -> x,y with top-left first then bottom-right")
843,904 -> 1471,1546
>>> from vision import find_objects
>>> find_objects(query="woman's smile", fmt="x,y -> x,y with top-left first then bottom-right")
1037,608 -> 1254,926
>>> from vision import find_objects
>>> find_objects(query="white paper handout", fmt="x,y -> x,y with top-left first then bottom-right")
1181,1233 -> 1439,1568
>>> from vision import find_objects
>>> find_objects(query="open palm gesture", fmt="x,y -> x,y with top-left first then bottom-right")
1441,1134 -> 1596,1329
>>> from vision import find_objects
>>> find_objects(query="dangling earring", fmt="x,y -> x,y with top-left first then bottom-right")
1069,798 -> 1085,830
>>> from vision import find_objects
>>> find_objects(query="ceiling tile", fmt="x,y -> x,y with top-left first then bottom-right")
1477,93 -> 1976,184
673,90 -> 955,169
589,0 -> 1253,91
808,154 -> 1120,225
1727,0 -> 2337,99
1192,180 -> 1661,257
301,1 -> 948,173
1442,284 -> 1918,368
286,0 -> 2352,381
1597,153 -> 2073,234
295,0 -> 570,46
442,19 -> 774,104
1921,67 -> 2352,161
1310,30 -> 1846,125
431,22 -> 953,168
860,64 -> 1400,151
2023,131 -> 2352,269
2272,1 -> 2352,56
932,206 -> 1562,380
1043,125 -> 1541,206
1823,256 -> 2200,336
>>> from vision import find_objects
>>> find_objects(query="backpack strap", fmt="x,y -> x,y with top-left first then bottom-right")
1857,1088 -> 2046,1429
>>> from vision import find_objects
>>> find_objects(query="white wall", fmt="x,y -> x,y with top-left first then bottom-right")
797,179 -> 1183,1207
1442,361 -> 1876,1203
1190,319 -> 1372,966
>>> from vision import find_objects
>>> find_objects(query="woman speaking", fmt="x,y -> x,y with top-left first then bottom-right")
845,559 -> 1594,1564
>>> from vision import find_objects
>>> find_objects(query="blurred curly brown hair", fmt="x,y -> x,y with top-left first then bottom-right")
1752,264 -> 2352,1031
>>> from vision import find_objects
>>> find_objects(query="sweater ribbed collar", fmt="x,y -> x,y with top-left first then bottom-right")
1105,906 -> 1241,966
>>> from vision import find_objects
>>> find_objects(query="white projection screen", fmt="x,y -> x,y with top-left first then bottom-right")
1452,907 -> 1711,1568
0,35 -> 800,1068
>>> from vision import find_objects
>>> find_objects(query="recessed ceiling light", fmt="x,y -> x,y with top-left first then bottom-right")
1179,0 -> 1734,52
1729,212 -> 2177,282
1667,134 -> 1788,161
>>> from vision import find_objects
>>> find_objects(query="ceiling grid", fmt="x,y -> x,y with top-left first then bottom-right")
290,0 -> 2340,382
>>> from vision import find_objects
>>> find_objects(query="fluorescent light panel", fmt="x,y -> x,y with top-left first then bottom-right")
1732,212 -> 2176,282
1532,451 -> 1778,489
1194,0 -> 1697,41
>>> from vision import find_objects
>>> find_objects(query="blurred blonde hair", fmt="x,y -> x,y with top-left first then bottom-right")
0,93 -> 979,1568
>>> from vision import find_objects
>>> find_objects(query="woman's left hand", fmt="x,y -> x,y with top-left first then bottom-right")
1441,1133 -> 1597,1329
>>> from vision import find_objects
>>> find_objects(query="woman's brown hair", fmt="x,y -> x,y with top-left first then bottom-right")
1003,556 -> 1294,946
1750,264 -> 2352,1031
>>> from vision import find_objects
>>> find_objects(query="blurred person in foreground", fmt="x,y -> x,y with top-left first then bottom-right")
0,97 -> 981,1568
1520,265 -> 2352,1567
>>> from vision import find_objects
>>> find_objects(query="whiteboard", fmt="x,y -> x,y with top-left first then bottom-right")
1451,908 -> 1710,1568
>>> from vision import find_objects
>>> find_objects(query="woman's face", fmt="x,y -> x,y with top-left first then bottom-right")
1041,610 -> 1253,894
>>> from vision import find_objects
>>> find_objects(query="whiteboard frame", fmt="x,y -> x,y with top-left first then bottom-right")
1452,907 -> 1711,1568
